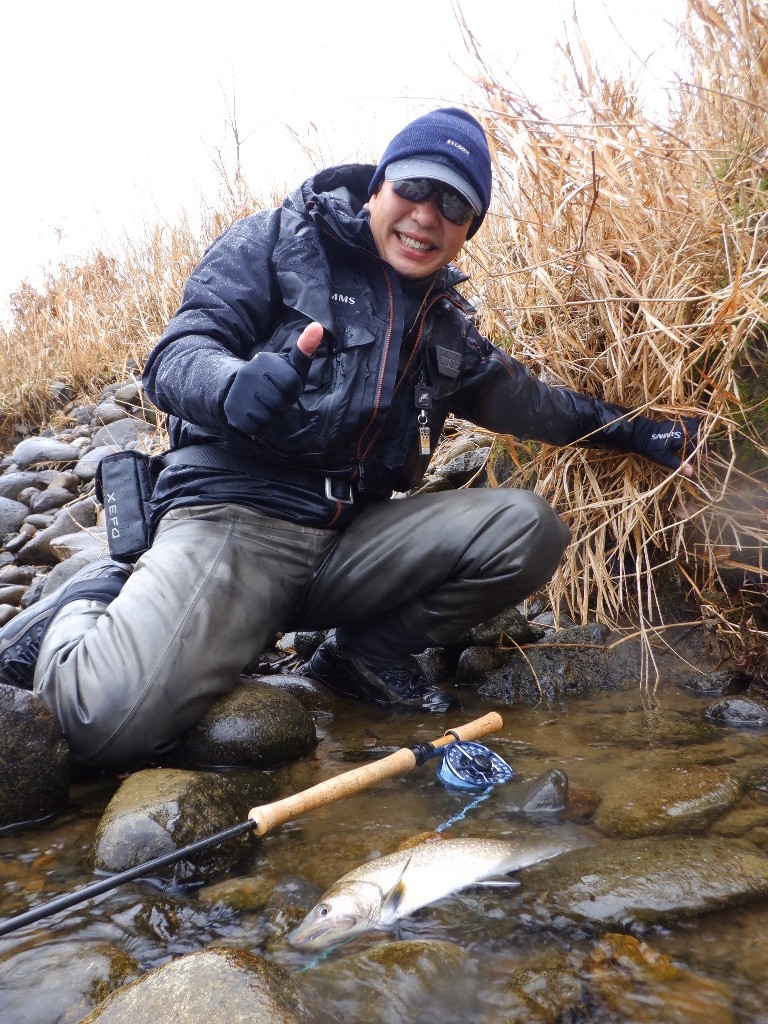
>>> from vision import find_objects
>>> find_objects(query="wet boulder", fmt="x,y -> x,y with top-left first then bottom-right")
505,769 -> 570,813
78,946 -> 340,1024
704,694 -> 768,728
300,940 -> 468,1024
517,835 -> 768,930
593,765 -> 744,837
471,624 -> 616,703
0,684 -> 69,828
0,940 -> 141,1024
580,707 -> 721,750
167,681 -> 317,769
586,932 -> 733,1024
680,667 -> 751,696
455,605 -> 541,648
89,767 -> 276,881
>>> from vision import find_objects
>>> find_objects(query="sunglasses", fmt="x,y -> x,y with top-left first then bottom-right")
391,178 -> 476,226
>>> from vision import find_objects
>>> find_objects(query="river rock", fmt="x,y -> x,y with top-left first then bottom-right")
0,939 -> 141,1024
167,681 -> 317,769
78,946 -> 340,1024
0,496 -> 30,539
11,437 -> 81,470
704,694 -> 768,728
680,668 -> 751,696
0,471 -> 44,501
300,940 -> 468,1024
593,765 -> 744,837
586,932 -> 734,1023
15,497 -> 99,565
579,707 -> 721,749
91,417 -> 153,450
0,684 -> 69,828
89,767 -> 276,881
472,623 -> 617,703
503,769 -> 570,813
517,835 -> 768,930
74,445 -> 114,481
456,605 -> 540,648
28,485 -> 76,515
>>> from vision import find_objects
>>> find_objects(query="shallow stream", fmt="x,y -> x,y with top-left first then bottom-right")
1,683 -> 767,1023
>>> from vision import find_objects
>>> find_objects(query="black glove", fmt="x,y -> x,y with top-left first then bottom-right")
630,415 -> 701,470
223,346 -> 313,435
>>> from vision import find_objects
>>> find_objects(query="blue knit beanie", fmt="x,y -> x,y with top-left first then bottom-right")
369,107 -> 492,238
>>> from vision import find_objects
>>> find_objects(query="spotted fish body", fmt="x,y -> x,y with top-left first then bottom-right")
289,835 -> 567,950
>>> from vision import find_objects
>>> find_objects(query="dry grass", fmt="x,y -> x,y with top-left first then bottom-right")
455,0 -> 768,673
0,0 -> 767,675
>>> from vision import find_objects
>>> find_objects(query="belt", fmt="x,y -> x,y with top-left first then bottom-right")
160,444 -> 357,505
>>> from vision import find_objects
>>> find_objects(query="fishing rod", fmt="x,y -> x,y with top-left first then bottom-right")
0,711 -> 503,937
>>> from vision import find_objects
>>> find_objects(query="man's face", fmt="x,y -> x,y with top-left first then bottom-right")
367,181 -> 472,279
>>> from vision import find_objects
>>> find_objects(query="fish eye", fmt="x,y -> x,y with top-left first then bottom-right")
317,904 -> 330,917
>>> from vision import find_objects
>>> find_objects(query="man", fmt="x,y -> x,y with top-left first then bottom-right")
0,108 -> 698,767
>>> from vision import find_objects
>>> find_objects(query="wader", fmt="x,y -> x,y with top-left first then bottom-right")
34,488 -> 569,766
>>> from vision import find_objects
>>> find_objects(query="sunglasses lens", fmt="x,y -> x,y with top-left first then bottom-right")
393,178 -> 434,203
393,178 -> 474,226
440,191 -> 474,225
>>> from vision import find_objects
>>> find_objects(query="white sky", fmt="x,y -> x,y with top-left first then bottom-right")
1,0 -> 686,321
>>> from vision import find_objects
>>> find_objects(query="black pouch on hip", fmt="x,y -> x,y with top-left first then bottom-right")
95,450 -> 158,563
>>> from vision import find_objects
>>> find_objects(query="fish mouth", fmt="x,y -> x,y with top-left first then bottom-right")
288,913 -> 359,950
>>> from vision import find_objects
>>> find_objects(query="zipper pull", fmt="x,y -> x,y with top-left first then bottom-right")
415,376 -> 433,456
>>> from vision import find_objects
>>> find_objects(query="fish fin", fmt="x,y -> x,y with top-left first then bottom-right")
475,879 -> 521,888
380,854 -> 413,917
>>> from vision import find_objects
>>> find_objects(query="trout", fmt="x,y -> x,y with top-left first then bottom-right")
289,834 -> 568,950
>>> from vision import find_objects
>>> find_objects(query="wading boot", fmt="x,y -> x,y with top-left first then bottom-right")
303,633 -> 459,713
0,558 -> 131,689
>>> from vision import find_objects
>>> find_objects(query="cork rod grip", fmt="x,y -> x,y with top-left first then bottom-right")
247,711 -> 503,836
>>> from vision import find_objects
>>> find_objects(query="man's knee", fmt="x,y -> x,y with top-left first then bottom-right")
492,488 -> 570,590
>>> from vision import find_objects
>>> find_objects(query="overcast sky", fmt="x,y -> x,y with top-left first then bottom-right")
1,0 -> 686,320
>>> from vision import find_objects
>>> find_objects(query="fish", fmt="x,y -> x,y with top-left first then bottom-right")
289,834 -> 569,950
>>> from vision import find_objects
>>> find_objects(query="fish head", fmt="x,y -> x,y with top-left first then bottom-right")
289,880 -> 383,950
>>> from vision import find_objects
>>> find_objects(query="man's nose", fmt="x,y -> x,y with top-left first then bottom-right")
411,198 -> 441,227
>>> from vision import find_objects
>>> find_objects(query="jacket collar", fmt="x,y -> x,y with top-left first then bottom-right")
297,163 -> 470,291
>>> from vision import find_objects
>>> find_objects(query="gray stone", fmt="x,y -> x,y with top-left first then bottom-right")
50,529 -> 109,561
168,681 -> 317,769
704,694 -> 768,728
0,684 -> 69,828
90,767 -> 276,881
593,764 -> 744,837
78,947 -> 339,1024
91,417 -> 153,450
16,497 -> 99,565
0,471 -> 44,501
0,496 -> 31,539
11,437 -> 80,470
29,486 -> 75,514
456,605 -> 540,647
74,444 -> 114,480
301,940 -> 467,1024
517,836 -> 768,930
0,940 -> 140,1024
474,623 -> 616,704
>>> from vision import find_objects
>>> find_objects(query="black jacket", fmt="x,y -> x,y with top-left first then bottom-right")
143,163 -> 638,529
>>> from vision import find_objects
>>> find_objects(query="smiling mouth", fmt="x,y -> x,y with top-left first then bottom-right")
396,231 -> 435,253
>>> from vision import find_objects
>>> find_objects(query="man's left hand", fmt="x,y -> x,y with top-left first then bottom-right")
630,416 -> 702,477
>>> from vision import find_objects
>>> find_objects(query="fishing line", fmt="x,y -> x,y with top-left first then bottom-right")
433,733 -> 515,833
434,788 -> 494,833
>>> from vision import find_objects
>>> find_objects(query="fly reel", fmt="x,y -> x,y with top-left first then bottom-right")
436,734 -> 515,792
